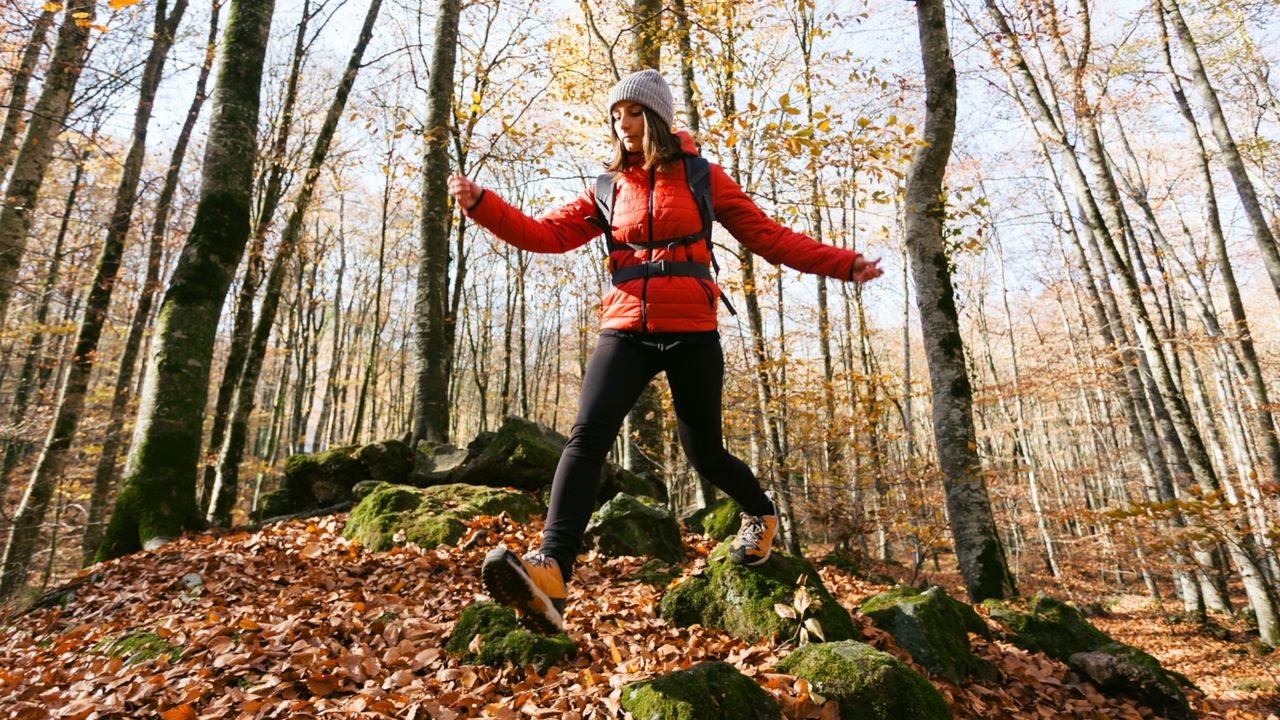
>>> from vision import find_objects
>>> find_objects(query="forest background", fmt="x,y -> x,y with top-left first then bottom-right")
0,0 -> 1279,666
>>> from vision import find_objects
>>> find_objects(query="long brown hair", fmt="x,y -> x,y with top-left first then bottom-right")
605,106 -> 685,173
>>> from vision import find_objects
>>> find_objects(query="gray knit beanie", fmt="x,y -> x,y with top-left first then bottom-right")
607,69 -> 675,131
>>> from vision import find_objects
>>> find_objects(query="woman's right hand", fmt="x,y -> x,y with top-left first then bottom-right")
448,174 -> 483,210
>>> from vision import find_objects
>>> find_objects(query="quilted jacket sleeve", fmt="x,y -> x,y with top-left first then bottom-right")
464,186 -> 602,254
709,163 -> 861,280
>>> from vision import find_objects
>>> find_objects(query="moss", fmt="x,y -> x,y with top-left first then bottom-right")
620,661 -> 781,720
817,548 -> 862,576
778,640 -> 949,720
686,497 -> 742,540
859,586 -> 992,682
93,631 -> 182,665
445,602 -> 574,673
658,541 -> 855,644
987,594 -> 1111,661
586,493 -> 684,563
343,482 -> 540,552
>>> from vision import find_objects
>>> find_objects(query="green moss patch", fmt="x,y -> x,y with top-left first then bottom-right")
684,497 -> 742,540
445,602 -> 574,674
620,661 -> 781,720
585,493 -> 684,563
777,640 -> 950,720
986,594 -> 1192,718
658,541 -> 855,644
859,585 -> 992,682
343,482 -> 540,552
92,630 -> 182,665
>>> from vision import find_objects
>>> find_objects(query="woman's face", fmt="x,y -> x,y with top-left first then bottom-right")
612,101 -> 645,153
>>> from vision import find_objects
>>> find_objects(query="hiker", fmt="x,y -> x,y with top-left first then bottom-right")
447,69 -> 882,633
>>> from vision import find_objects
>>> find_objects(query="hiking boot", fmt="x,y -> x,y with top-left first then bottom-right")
729,511 -> 778,566
481,545 -> 567,634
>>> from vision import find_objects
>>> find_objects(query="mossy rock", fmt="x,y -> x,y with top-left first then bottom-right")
343,482 -> 540,552
858,586 -> 992,683
986,594 -> 1192,716
631,558 -> 682,587
447,416 -> 567,491
684,496 -> 741,540
817,548 -> 863,576
658,541 -> 856,644
1069,647 -> 1193,720
600,466 -> 668,505
620,660 -> 781,720
412,441 -> 469,484
777,641 -> 950,720
984,594 -> 1114,661
445,602 -> 574,674
92,631 -> 182,665
254,439 -> 413,519
355,440 -> 412,484
586,493 -> 685,564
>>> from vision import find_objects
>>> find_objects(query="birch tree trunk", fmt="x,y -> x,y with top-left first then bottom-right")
905,0 -> 1016,602
0,1 -> 95,327
95,0 -> 277,562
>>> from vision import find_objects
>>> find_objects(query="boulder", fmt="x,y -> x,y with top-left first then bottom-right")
620,661 -> 781,720
600,466 -> 668,505
448,416 -> 567,491
858,586 -> 992,683
444,416 -> 667,505
777,641 -> 950,720
343,482 -> 540,552
445,602 -> 574,674
585,493 -> 685,564
683,496 -> 741,540
658,541 -> 856,644
255,439 -> 412,519
986,594 -> 1192,719
412,441 -> 470,484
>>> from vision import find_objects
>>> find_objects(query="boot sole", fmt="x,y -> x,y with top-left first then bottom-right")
481,546 -> 565,634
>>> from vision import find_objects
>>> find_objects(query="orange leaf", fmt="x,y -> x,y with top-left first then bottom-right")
161,705 -> 196,720
108,0 -> 142,8
238,618 -> 261,631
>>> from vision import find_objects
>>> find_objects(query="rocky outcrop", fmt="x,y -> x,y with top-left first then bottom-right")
858,585 -> 993,683
342,482 -> 540,552
777,641 -> 951,720
620,661 -> 781,720
585,493 -> 685,563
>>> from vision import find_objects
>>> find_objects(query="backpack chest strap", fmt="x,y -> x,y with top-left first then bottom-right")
611,260 -> 713,285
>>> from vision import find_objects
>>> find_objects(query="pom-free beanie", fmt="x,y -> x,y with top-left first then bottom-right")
606,69 -> 675,131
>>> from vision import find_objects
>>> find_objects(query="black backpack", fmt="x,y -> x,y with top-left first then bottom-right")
591,156 -> 735,315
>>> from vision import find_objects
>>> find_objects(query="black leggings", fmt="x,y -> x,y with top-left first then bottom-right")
540,332 -> 772,577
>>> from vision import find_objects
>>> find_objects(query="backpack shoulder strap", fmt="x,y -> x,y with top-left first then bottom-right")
683,156 -> 714,230
593,172 -> 619,253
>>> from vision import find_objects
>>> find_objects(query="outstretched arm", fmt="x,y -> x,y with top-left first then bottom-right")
709,165 -> 881,282
449,174 -> 601,254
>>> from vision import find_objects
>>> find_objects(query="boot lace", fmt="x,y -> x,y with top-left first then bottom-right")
737,513 -> 766,547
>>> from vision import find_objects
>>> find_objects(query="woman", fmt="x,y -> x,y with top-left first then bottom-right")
448,69 -> 882,634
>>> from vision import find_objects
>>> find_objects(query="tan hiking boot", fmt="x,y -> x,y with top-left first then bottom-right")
481,545 -> 567,633
729,511 -> 778,566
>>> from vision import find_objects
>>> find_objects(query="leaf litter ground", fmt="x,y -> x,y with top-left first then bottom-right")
1,513 -> 1276,719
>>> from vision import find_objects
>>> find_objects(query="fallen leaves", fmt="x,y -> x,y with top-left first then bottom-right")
0,514 -> 1274,719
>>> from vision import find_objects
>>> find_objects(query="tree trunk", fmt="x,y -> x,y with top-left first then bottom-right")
208,0 -> 382,526
0,0 -> 188,595
412,0 -> 462,446
0,9 -> 55,181
1159,0 -> 1280,304
95,0 -> 277,562
0,153 -> 83,498
906,0 -> 1016,602
82,0 -> 220,562
200,0 -> 313,509
0,1 -> 95,326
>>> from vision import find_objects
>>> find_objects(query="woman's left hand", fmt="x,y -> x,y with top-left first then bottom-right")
852,256 -> 883,283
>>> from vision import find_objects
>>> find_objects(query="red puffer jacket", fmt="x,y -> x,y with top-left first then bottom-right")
465,132 -> 862,333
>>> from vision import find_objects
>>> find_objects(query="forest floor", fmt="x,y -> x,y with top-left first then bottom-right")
0,512 -> 1277,719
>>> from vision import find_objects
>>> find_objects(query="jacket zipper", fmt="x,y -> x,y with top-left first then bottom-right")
641,166 -> 656,333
